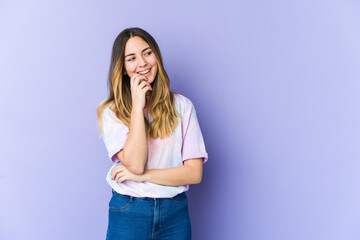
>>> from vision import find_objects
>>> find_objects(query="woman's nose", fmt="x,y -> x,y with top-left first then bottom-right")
138,55 -> 147,67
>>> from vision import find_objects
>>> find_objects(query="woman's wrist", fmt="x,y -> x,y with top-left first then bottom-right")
131,107 -> 144,115
139,169 -> 151,182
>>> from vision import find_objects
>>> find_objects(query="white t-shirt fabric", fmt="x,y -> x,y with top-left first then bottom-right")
101,92 -> 208,198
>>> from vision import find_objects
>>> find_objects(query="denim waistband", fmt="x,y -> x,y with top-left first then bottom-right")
111,188 -> 186,200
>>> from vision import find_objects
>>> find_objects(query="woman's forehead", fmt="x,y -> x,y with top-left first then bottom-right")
125,36 -> 150,54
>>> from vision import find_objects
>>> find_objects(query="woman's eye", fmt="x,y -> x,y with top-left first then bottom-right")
127,51 -> 151,61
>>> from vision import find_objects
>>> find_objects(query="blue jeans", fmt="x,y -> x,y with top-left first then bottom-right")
106,189 -> 192,240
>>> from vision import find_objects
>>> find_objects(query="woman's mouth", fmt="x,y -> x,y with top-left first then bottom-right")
138,68 -> 151,77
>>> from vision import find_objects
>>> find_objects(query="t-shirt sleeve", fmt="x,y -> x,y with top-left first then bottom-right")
101,106 -> 129,163
181,99 -> 208,164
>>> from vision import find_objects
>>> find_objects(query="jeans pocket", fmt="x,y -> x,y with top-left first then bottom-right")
170,192 -> 188,205
109,190 -> 134,211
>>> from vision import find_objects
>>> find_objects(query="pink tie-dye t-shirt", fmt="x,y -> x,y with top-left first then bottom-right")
101,92 -> 208,198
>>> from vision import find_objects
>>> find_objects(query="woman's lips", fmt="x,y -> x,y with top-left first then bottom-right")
138,68 -> 151,74
140,68 -> 151,78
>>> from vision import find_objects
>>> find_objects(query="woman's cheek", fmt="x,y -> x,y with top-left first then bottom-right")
124,63 -> 135,74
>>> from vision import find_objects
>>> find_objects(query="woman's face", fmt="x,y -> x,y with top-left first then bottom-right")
123,36 -> 158,85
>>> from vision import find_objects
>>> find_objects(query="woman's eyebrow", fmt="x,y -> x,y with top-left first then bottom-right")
124,47 -> 151,58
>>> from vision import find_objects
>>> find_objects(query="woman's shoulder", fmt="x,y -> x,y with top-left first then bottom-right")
101,102 -> 126,124
173,92 -> 193,107
98,99 -> 112,114
101,102 -> 114,116
172,92 -> 196,119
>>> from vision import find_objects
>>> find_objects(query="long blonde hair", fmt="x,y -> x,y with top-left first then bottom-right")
96,27 -> 181,139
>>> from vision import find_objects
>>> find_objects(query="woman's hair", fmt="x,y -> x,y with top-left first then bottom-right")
96,27 -> 181,139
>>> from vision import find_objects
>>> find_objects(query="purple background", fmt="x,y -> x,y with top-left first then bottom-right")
1,0 -> 360,239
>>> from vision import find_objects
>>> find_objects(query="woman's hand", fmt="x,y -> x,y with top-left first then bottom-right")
111,164 -> 145,183
130,73 -> 152,112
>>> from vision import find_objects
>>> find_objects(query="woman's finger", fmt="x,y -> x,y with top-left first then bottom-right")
130,74 -> 138,90
112,166 -> 123,180
114,170 -> 122,181
111,169 -> 116,180
116,173 -> 126,183
141,85 -> 152,93
130,74 -> 139,90
133,74 -> 144,89
112,171 -> 117,180
135,75 -> 149,87
138,80 -> 149,90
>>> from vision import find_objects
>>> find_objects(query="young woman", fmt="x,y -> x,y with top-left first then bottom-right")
96,27 -> 208,240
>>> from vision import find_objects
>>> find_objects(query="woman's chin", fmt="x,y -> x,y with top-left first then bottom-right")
147,77 -> 154,84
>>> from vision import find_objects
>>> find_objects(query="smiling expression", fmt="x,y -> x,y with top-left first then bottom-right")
123,36 -> 158,85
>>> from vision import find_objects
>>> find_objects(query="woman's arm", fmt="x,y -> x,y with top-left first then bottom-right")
112,158 -> 204,186
141,158 -> 203,186
116,108 -> 147,175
